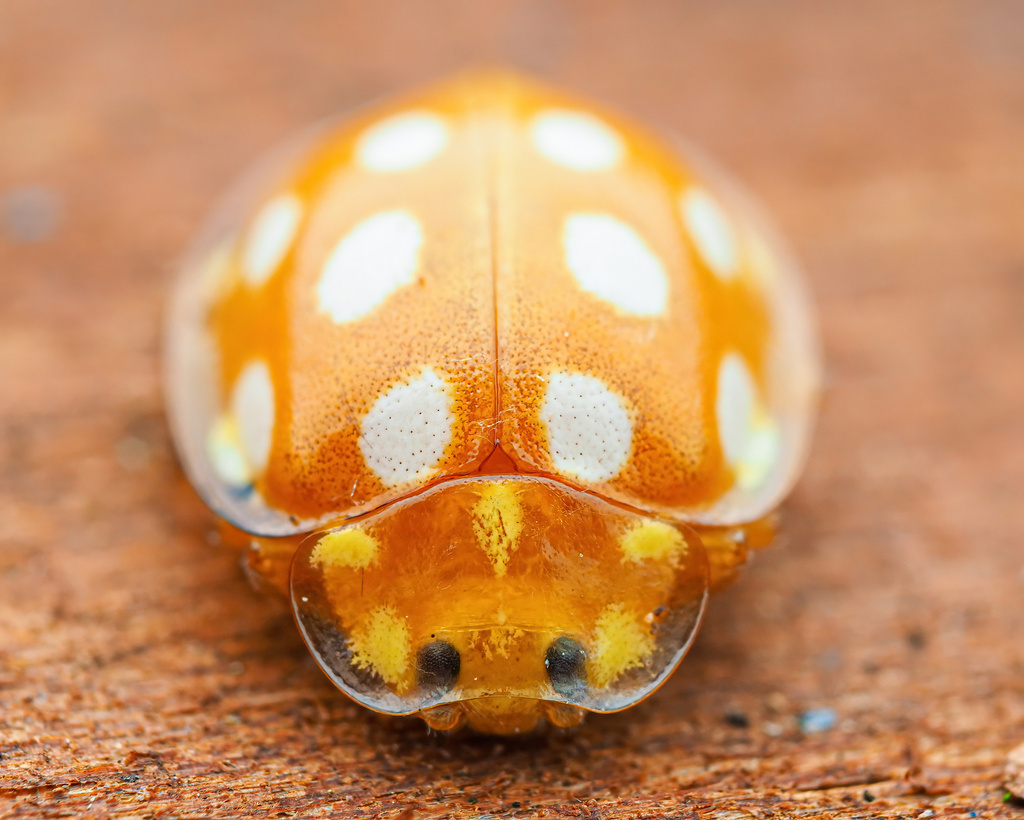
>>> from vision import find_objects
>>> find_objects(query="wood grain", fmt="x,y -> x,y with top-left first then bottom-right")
2,1 -> 1023,817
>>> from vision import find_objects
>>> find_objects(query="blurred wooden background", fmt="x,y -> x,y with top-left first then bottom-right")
2,1 -> 1023,817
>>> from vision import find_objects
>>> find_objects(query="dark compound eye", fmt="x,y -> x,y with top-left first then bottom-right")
416,640 -> 461,692
545,636 -> 587,699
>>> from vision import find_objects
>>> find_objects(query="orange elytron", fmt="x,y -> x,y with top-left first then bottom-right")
166,71 -> 819,734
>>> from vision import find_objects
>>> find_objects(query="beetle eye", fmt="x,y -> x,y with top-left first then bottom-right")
416,640 -> 461,692
545,636 -> 587,699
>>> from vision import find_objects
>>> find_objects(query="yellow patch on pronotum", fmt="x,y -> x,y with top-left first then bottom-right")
619,520 -> 687,567
471,481 -> 524,576
205,414 -> 249,487
309,528 -> 379,570
349,605 -> 411,690
199,241 -> 237,303
736,405 -> 780,491
590,603 -> 656,688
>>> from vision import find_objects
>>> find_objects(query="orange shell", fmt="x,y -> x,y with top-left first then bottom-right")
166,70 -> 819,538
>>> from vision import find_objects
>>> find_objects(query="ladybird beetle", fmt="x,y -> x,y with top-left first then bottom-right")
166,71 -> 819,734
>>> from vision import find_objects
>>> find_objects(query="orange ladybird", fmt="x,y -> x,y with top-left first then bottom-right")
166,71 -> 820,734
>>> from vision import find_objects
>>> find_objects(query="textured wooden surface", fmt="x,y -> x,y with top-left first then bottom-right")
2,1 -> 1024,817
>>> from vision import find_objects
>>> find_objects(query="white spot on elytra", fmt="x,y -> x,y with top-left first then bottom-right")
530,109 -> 624,172
563,213 -> 668,316
541,372 -> 632,482
356,111 -> 449,172
233,359 -> 275,474
360,368 -> 453,487
317,210 -> 423,324
716,353 -> 779,490
681,188 -> 739,280
242,194 -> 302,287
